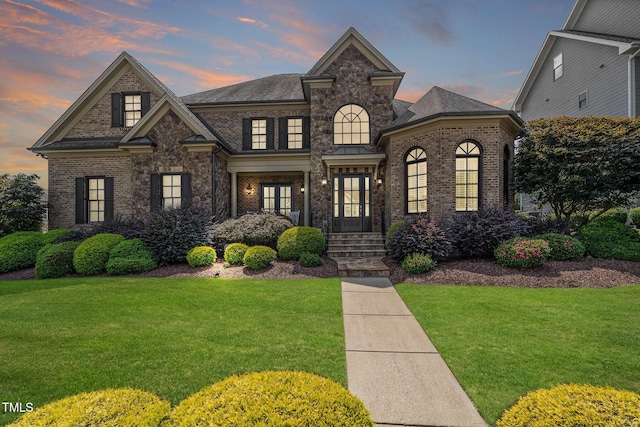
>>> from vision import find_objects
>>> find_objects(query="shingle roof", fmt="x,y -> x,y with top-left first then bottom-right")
180,74 -> 305,105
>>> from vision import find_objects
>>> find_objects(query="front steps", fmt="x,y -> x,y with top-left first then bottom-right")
327,233 -> 389,277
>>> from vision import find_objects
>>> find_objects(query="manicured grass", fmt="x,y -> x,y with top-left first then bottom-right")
0,277 -> 344,426
396,284 -> 640,425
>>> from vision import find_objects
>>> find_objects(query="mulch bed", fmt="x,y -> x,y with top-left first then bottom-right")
2,256 -> 640,288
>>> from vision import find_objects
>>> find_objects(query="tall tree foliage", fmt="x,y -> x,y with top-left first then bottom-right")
0,173 -> 46,236
515,116 -> 640,222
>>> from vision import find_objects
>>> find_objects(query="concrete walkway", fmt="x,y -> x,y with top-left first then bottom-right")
342,277 -> 487,427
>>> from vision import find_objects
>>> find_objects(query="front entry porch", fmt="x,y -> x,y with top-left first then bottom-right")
332,173 -> 372,233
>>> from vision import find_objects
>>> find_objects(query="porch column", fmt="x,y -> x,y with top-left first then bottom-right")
304,171 -> 310,226
230,173 -> 238,217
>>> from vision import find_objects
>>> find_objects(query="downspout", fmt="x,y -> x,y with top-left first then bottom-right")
212,146 -> 222,218
628,45 -> 640,118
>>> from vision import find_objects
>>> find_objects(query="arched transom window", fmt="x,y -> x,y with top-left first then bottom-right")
455,140 -> 481,212
406,147 -> 427,214
333,104 -> 370,145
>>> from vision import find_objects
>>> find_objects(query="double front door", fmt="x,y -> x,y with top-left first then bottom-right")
332,173 -> 372,232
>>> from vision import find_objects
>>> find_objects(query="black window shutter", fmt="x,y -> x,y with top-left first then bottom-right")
242,118 -> 251,150
266,118 -> 275,150
181,173 -> 192,207
111,93 -> 122,127
141,92 -> 151,117
150,174 -> 160,211
278,117 -> 288,149
75,177 -> 85,224
104,177 -> 114,222
302,116 -> 311,149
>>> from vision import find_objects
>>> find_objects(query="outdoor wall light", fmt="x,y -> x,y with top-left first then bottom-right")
246,183 -> 253,195
321,175 -> 328,186
301,185 -> 305,193
377,175 -> 384,185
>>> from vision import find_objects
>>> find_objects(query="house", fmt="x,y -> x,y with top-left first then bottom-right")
29,27 -> 522,236
514,0 -> 640,120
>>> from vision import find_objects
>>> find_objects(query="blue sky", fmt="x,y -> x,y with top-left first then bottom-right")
0,0 -> 575,187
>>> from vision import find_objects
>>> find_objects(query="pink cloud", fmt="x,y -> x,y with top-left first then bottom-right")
237,16 -> 268,28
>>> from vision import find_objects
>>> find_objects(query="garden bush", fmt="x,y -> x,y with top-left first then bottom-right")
73,233 -> 125,275
591,207 -> 628,224
387,215 -> 451,261
42,228 -> 71,244
534,233 -> 585,261
277,226 -> 325,261
143,206 -> 210,265
35,241 -> 80,279
401,253 -> 436,274
385,220 -> 407,249
299,252 -> 323,268
0,231 -> 44,273
214,212 -> 293,248
446,206 -> 531,258
496,384 -> 640,427
577,219 -> 640,261
7,388 -> 170,427
630,206 -> 640,226
186,246 -> 217,267
243,245 -> 277,270
105,238 -> 157,275
169,371 -> 373,427
494,237 -> 550,269
224,242 -> 249,265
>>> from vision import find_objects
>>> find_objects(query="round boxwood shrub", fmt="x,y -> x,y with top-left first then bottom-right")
7,388 -> 170,427
277,226 -> 325,261
187,246 -> 217,267
496,384 -> 640,427
169,371 -> 373,427
74,233 -> 125,275
0,231 -> 44,273
35,241 -> 80,279
577,219 -> 640,261
42,228 -> 71,244
494,237 -> 550,269
214,212 -> 293,248
299,252 -> 323,268
105,238 -> 158,275
401,253 -> 436,274
534,233 -> 586,261
224,242 -> 249,265
385,220 -> 407,249
591,207 -> 628,224
243,245 -> 277,270
630,206 -> 640,227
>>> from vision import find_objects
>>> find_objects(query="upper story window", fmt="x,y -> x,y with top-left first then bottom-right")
242,118 -> 274,150
287,118 -> 303,149
111,92 -> 150,128
334,104 -> 370,145
278,117 -> 310,150
553,53 -> 563,80
455,140 -> 482,212
252,119 -> 267,150
406,147 -> 427,214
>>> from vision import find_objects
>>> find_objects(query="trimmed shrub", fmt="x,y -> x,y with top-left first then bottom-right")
73,233 -> 125,275
0,231 -> 44,273
495,237 -> 550,269
43,229 -> 71,244
385,220 -> 407,249
591,207 -> 628,224
299,252 -> 323,268
496,384 -> 640,427
630,206 -> 640,226
7,388 -> 170,427
214,212 -> 293,248
401,253 -> 436,274
106,238 -> 157,275
243,245 -> 277,270
35,241 -> 80,279
224,242 -> 249,265
577,219 -> 640,261
447,206 -> 530,258
277,226 -> 325,261
169,371 -> 374,427
387,215 -> 451,261
187,246 -> 217,267
534,233 -> 585,261
143,206 -> 210,265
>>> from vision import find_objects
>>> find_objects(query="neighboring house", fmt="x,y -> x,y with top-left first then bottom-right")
513,0 -> 640,213
29,27 -> 522,235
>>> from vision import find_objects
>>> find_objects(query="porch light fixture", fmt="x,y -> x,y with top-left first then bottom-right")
377,175 -> 384,185
301,185 -> 305,193
321,175 -> 328,186
246,183 -> 253,195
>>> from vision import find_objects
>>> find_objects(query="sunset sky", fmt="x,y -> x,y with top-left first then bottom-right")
1,0 -> 575,189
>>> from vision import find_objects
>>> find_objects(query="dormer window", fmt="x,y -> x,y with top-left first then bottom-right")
124,94 -> 142,127
111,92 -> 150,128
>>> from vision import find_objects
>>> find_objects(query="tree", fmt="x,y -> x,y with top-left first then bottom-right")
515,116 -> 640,223
0,173 -> 46,237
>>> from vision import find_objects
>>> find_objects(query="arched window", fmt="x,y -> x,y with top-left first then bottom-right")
406,147 -> 427,214
455,140 -> 481,211
333,104 -> 370,145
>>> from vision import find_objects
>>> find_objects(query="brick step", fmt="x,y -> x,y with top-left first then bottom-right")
327,249 -> 388,258
328,242 -> 386,250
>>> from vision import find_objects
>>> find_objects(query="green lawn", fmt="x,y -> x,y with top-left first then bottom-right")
0,277 -> 344,426
396,284 -> 640,425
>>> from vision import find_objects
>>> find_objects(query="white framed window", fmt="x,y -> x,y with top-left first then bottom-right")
162,174 -> 182,209
334,104 -> 370,145
553,53 -> 563,80
252,119 -> 267,150
87,178 -> 105,222
287,118 -> 303,149
456,141 -> 481,212
406,147 -> 428,214
124,94 -> 142,127
578,91 -> 588,109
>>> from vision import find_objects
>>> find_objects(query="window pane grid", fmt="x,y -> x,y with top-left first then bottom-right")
334,104 -> 370,145
124,95 -> 142,127
261,184 -> 292,215
456,141 -> 481,212
288,118 -> 303,149
406,148 -> 427,214
252,119 -> 267,150
162,174 -> 182,209
87,178 -> 105,222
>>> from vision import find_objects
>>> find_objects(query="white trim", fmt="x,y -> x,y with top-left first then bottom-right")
549,30 -> 638,54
